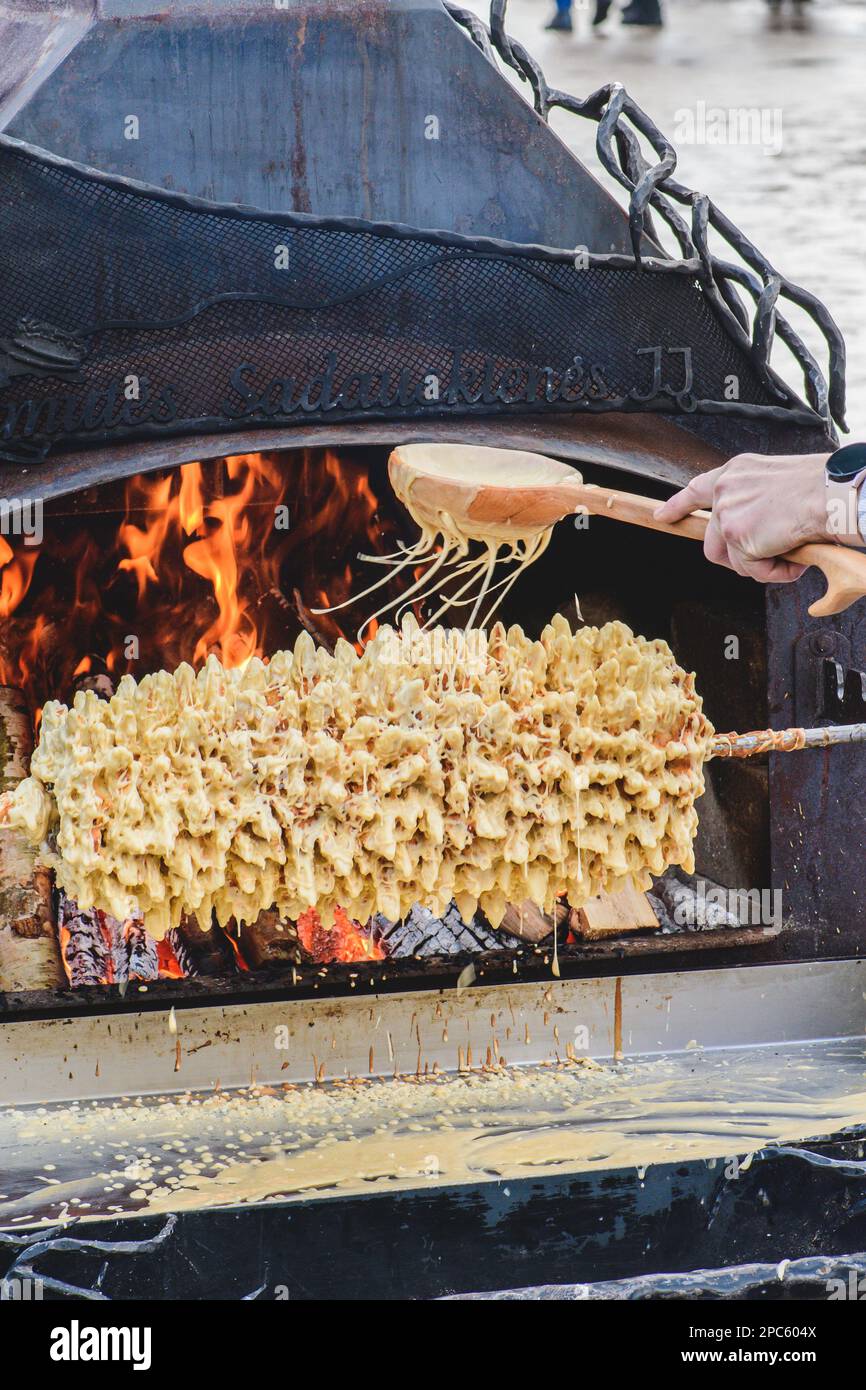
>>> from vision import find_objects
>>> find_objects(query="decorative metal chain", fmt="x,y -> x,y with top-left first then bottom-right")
444,0 -> 847,436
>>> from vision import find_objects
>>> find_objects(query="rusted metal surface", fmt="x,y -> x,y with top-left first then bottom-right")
0,411 -> 730,502
1,0 -> 635,253
767,571 -> 866,944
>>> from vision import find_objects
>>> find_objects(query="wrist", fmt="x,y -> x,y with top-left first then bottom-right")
824,443 -> 866,546
823,476 -> 866,546
858,481 -> 866,547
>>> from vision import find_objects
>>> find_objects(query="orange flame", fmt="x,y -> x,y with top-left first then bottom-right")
156,937 -> 185,980
0,549 -> 37,620
1,448 -> 417,986
0,446 -> 407,718
178,461 -> 206,536
113,455 -> 292,671
184,464 -> 259,667
117,474 -> 175,601
297,906 -> 385,963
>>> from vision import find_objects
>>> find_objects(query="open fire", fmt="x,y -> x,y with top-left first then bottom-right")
0,444 -> 772,1000
0,449 -> 402,980
0,448 -> 398,717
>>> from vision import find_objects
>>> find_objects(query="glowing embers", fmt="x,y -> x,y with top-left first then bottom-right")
58,897 -> 385,985
297,907 -> 385,964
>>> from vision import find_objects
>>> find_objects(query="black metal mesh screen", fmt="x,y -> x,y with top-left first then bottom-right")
0,138 -> 803,463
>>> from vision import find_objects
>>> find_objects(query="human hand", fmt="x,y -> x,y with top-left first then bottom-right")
653,452 -> 835,582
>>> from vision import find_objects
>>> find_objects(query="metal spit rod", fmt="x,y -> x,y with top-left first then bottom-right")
710,723 -> 866,759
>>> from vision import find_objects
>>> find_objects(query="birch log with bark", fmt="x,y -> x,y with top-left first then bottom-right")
0,685 -> 64,990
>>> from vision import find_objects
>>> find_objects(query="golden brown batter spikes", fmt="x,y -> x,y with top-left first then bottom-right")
2,616 -> 713,941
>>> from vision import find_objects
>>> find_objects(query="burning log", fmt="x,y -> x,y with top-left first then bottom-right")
296,906 -> 383,964
55,662 -> 189,985
55,663 -> 164,986
648,871 -> 741,932
239,911 -> 300,967
499,899 -> 558,944
70,654 -> 115,702
58,892 -> 162,985
291,588 -> 336,656
0,685 -> 64,990
237,909 -> 300,969
57,892 -> 114,985
168,913 -> 244,976
236,901 -> 386,970
123,918 -> 160,980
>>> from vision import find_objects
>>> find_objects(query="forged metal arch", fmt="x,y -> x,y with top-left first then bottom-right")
445,0 -> 847,436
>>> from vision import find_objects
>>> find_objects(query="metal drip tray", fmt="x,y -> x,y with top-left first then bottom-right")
2,959 -> 865,1231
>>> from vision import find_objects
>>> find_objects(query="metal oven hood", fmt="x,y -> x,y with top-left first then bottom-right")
0,0 -> 842,484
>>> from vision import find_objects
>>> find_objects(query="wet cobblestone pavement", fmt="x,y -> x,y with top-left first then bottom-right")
466,0 -> 866,438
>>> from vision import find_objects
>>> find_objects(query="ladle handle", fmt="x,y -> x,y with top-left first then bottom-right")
570,483 -> 866,618
569,482 -> 710,541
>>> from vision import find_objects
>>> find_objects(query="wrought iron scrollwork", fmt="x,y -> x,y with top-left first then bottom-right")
0,1215 -> 270,1300
0,1216 -> 178,1300
445,0 -> 846,436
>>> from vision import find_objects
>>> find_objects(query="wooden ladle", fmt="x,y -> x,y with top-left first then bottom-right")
389,443 -> 866,618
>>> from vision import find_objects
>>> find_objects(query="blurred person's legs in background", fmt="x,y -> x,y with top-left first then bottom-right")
545,0 -> 573,32
621,0 -> 663,25
767,0 -> 813,21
